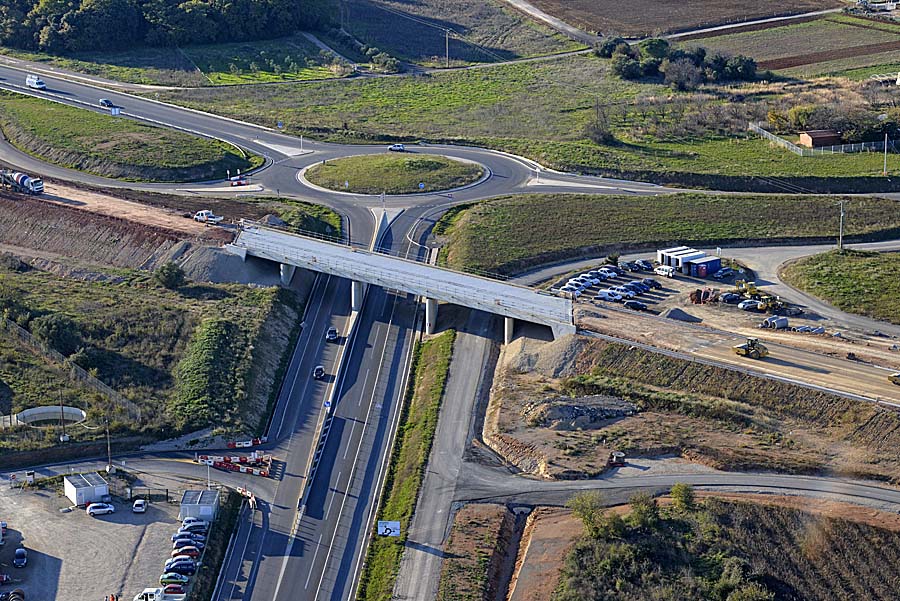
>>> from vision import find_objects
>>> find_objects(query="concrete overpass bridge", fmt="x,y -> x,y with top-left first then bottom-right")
225,221 -> 575,342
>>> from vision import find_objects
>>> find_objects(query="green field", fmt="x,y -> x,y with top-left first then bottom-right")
306,153 -> 483,194
0,263 -> 303,448
435,193 -> 900,275
0,34 -> 347,87
157,54 -> 900,189
338,0 -> 583,67
358,330 -> 456,601
781,250 -> 900,324
0,92 -> 261,181
557,493 -> 900,601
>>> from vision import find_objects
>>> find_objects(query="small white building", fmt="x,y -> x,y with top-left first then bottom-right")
179,490 -> 219,521
64,473 -> 109,506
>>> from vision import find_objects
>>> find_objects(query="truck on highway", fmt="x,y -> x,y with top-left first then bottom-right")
132,588 -> 186,601
193,210 -> 223,224
25,74 -> 46,90
0,171 -> 44,195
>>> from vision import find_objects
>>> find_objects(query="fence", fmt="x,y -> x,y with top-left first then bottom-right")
749,122 -> 898,156
0,317 -> 142,421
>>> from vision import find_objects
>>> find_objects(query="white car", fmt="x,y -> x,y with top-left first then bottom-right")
87,502 -> 115,517
599,268 -> 617,279
132,499 -> 147,513
610,286 -> 636,299
182,517 -> 209,529
388,143 -> 406,152
596,289 -> 623,302
580,274 -> 601,285
738,299 -> 763,311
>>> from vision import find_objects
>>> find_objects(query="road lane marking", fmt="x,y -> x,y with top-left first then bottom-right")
343,422 -> 356,459
304,534 -> 325,589
358,369 -> 371,406
325,472 -> 342,520
225,507 -> 254,600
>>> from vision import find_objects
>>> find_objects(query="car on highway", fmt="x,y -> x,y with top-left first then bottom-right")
595,289 -> 622,302
388,143 -> 406,152
325,327 -> 339,342
229,174 -> 248,186
99,98 -> 114,108
25,74 -> 46,90
159,573 -> 190,586
132,499 -> 147,513
623,300 -> 648,311
171,546 -> 201,559
12,548 -> 26,568
87,502 -> 115,517
312,365 -> 326,380
172,531 -> 205,543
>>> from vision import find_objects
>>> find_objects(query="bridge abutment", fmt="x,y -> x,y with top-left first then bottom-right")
504,317 -> 515,344
351,280 -> 365,312
280,263 -> 296,286
425,298 -> 438,335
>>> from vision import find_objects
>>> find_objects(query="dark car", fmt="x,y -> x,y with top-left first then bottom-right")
629,281 -> 651,293
712,267 -> 735,280
172,531 -> 206,542
620,261 -> 639,271
624,300 -> 648,311
99,98 -> 114,108
312,365 -> 326,380
12,548 -> 26,568
721,293 -> 742,304
603,264 -> 624,276
325,327 -> 339,342
642,278 -> 662,289
622,282 -> 645,294
167,562 -> 196,576
635,259 -> 654,271
165,557 -> 196,571
173,538 -> 205,551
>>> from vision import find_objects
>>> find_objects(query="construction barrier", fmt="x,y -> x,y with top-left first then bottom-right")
226,437 -> 267,449
196,451 -> 271,465
212,461 -> 269,478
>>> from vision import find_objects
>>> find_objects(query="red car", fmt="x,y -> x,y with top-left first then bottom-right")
171,546 -> 200,558
164,584 -> 185,595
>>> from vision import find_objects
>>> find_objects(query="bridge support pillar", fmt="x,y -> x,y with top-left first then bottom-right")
504,317 -> 515,344
280,263 -> 296,286
351,280 -> 364,312
425,298 -> 438,335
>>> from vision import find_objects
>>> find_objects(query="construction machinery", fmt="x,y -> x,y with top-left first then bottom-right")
734,280 -> 760,296
0,171 -> 43,195
733,337 -> 769,359
607,451 -> 626,467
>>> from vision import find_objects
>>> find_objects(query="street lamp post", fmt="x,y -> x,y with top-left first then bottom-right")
105,416 -> 113,474
838,200 -> 845,251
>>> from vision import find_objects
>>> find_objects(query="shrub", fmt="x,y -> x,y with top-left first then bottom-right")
30,313 -> 83,356
670,483 -> 695,511
611,54 -> 641,80
595,37 -> 626,58
664,58 -> 703,91
638,38 -> 669,59
155,262 -> 186,290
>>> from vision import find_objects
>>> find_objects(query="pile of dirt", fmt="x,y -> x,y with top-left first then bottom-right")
504,334 -> 587,378
524,395 -> 638,430
662,307 -> 702,323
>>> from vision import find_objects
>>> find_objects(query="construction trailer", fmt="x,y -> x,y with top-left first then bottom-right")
688,256 -> 722,278
64,473 -> 109,506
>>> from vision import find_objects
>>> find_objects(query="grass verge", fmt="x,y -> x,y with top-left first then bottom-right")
306,154 -> 483,194
435,193 -> 900,275
781,249 -> 900,325
189,490 -> 241,601
0,90 -> 261,182
357,329 -> 456,601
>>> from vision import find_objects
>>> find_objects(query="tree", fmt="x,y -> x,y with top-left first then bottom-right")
612,54 -> 641,80
627,492 -> 659,529
606,253 -> 620,266
595,36 -> 625,58
567,491 -> 609,538
31,313 -> 82,356
664,58 -> 703,91
726,583 -> 775,601
155,262 -> 186,289
670,482 -> 695,511
639,37 -> 669,59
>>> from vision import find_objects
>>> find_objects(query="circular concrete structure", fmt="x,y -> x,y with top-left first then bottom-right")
15,405 -> 87,428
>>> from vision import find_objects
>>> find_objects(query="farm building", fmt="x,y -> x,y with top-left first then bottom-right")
798,130 -> 842,148
179,490 -> 219,521
64,473 -> 109,506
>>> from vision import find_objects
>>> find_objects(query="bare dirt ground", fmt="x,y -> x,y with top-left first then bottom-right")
524,0 -> 842,37
438,504 -> 513,601
506,493 -> 900,601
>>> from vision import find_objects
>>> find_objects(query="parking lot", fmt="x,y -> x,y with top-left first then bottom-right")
553,261 -> 684,312
0,480 -> 181,601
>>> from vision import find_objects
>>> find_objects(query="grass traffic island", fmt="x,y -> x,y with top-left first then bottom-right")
781,249 -> 900,325
0,91 -> 262,182
435,193 -> 900,275
304,153 -> 484,195
357,330 -> 456,601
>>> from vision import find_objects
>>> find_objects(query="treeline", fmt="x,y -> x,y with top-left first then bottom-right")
0,0 -> 333,53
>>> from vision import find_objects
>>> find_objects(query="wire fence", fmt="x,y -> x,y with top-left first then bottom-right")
749,122 -> 898,156
0,317 -> 142,421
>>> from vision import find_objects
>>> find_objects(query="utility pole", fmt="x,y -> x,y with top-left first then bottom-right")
884,131 -> 889,176
105,416 -> 112,473
838,200 -> 845,251
445,29 -> 450,68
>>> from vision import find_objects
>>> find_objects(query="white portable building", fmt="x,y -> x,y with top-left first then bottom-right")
64,473 -> 109,506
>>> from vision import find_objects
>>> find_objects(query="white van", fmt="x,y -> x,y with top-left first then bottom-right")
654,265 -> 675,278
25,74 -> 46,90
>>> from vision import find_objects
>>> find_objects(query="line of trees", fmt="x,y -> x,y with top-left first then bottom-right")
0,0 -> 333,53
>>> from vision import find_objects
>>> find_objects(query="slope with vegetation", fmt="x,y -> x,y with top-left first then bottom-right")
0,91 -> 261,182
558,490 -> 900,601
781,250 -> 900,325
435,193 -> 900,275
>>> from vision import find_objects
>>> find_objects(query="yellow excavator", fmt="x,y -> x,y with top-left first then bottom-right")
733,337 -> 769,359
734,280 -> 760,296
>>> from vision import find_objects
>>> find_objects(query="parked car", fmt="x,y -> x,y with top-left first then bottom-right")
171,546 -> 201,559
167,562 -> 196,576
180,523 -> 209,534
620,261 -> 639,271
181,517 -> 208,529
12,548 -> 26,568
641,278 -> 662,289
325,327 -> 339,342
712,267 -> 735,280
603,264 -> 625,276
174,538 -> 205,551
87,502 -> 115,517
738,299 -> 762,311
160,573 -> 190,586
132,499 -> 147,513
99,98 -> 114,108
587,270 -> 607,281
388,143 -> 406,152
164,584 -> 186,595
624,300 -> 648,311
628,281 -> 650,293
165,557 -> 197,571
635,259 -> 654,271
654,266 -> 675,278
595,289 -> 622,302
579,274 -> 600,285
172,531 -> 206,543
622,282 -> 645,295
721,293 -> 742,304
312,365 -> 326,380
610,286 -> 636,299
